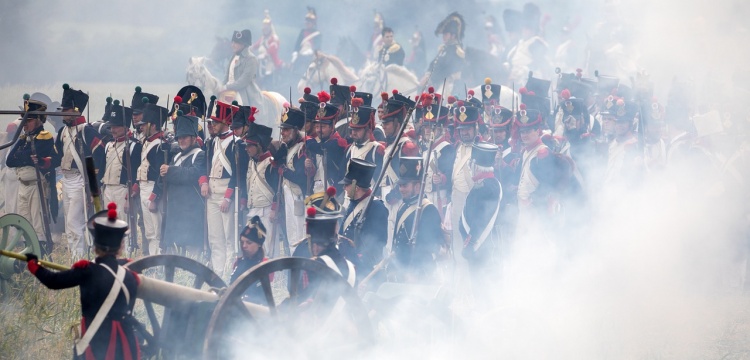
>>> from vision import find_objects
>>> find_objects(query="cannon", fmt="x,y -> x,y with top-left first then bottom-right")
127,255 -> 375,359
1,213 -> 456,359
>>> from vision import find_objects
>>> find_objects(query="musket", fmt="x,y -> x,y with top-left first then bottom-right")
203,96 -> 216,259
409,78 -> 447,246
0,249 -> 68,271
28,131 -> 54,256
72,106 -> 95,252
0,110 -> 79,151
353,72 -> 433,240
233,133 -> 240,257
159,147 -> 170,253
122,100 -> 138,254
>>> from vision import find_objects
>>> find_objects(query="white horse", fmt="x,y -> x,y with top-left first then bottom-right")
296,52 -> 359,94
357,61 -> 420,98
187,56 -> 286,138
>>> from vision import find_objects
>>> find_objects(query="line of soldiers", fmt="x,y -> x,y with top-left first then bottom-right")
7,24 -> 746,298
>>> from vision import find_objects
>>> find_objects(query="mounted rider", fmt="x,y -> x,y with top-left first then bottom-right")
218,29 -> 259,106
375,26 -> 405,66
421,12 -> 466,96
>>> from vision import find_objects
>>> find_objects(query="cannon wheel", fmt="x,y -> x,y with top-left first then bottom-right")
202,257 -> 374,359
126,255 -> 225,358
0,214 -> 41,298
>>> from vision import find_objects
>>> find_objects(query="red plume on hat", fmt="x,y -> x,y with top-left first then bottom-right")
306,206 -> 317,218
304,87 -> 311,94
560,89 -> 571,100
351,97 -> 364,108
107,202 -> 117,221
349,85 -> 357,93
174,95 -> 183,104
392,89 -> 399,95
317,91 -> 331,103
380,92 -> 389,101
330,77 -> 338,85
447,96 -> 457,105
248,107 -> 258,122
519,87 -> 528,95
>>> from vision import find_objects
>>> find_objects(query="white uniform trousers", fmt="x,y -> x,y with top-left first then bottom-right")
282,183 -> 304,255
246,205 -> 273,256
382,185 -> 401,253
61,170 -> 87,255
139,180 -> 161,256
17,179 -> 46,243
2,167 -> 19,215
450,189 -> 469,268
102,184 -> 129,222
207,178 -> 235,278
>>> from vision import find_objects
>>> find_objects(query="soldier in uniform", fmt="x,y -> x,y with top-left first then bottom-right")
450,102 -> 481,266
390,156 -> 443,283
204,101 -> 241,276
602,100 -> 642,192
460,142 -> 503,307
514,104 -> 558,238
55,84 -> 105,256
416,88 -> 454,218
230,216 -> 270,304
291,7 -> 322,78
275,107 -> 310,254
379,91 -> 419,248
251,10 -> 284,85
102,101 -> 142,234
376,27 -> 405,66
305,91 -> 349,195
557,94 -> 596,180
421,12 -> 466,96
7,97 -> 58,255
25,203 -> 141,360
173,86 -> 208,143
217,29 -> 259,106
130,86 -> 159,142
136,101 -> 168,256
161,113 -> 207,256
345,99 -> 384,179
243,122 -> 279,256
338,159 -> 388,285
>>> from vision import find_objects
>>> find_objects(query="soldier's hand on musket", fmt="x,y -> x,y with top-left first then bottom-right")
148,200 -> 158,213
220,197 -> 231,213
432,174 -> 443,184
123,198 -> 129,213
201,182 -> 209,197
130,184 -> 139,198
159,164 -> 169,177
30,154 -> 38,165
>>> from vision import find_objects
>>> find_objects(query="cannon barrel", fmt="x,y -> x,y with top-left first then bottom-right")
137,275 -> 270,318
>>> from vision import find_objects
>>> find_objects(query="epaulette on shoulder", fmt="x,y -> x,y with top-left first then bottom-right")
388,44 -> 401,53
376,142 -> 386,155
36,130 -> 53,140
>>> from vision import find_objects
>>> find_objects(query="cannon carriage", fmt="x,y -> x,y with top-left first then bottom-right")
1,212 -> 457,359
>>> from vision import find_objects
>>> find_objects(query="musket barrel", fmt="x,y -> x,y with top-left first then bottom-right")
0,110 -> 81,116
